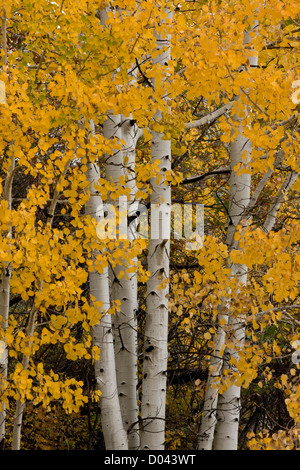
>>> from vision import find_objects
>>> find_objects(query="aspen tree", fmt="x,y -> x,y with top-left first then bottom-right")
11,160 -> 71,450
140,3 -> 173,450
102,113 -> 141,449
198,7 -> 299,448
198,20 -> 259,451
86,167 -> 128,449
86,121 -> 128,450
112,117 -> 142,450
95,8 -> 140,449
0,151 -> 13,448
0,7 -> 9,447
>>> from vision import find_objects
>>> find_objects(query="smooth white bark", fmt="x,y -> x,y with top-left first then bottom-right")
97,7 -> 142,447
109,118 -> 141,450
86,152 -> 128,450
140,9 -> 172,449
12,304 -> 37,450
140,137 -> 171,450
0,152 -> 14,449
198,23 -> 258,451
197,301 -> 229,450
212,167 -> 298,451
197,114 -> 252,449
11,161 -> 70,450
212,23 -> 260,451
185,102 -> 234,130
263,170 -> 298,233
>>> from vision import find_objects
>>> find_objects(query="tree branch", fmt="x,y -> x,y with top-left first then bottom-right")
1,8 -> 7,68
263,170 -> 299,233
135,58 -> 154,89
185,102 -> 234,130
244,149 -> 285,216
180,167 -> 230,185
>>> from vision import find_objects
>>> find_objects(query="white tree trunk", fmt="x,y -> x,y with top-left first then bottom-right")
197,300 -> 229,450
11,161 -> 70,450
12,304 -> 37,450
140,135 -> 171,450
0,268 -> 9,448
198,23 -> 258,451
95,8 -> 140,446
263,170 -> 298,233
197,115 -> 252,449
108,117 -> 141,450
86,140 -> 128,449
212,24 -> 259,451
140,9 -> 172,449
97,8 -> 142,447
88,253 -> 128,449
0,151 -> 14,449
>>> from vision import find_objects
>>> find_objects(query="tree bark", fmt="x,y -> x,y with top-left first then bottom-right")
0,151 -> 14,449
11,160 -> 70,450
140,7 -> 173,450
86,134 -> 128,449
198,22 -> 258,451
109,117 -> 141,450
212,23 -> 258,451
12,304 -> 37,450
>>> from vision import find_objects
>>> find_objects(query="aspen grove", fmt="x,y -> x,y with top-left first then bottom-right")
0,0 -> 300,451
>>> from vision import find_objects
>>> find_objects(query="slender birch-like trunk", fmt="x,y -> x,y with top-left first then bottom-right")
197,107 -> 252,448
263,170 -> 298,233
140,8 -> 172,450
212,155 -> 298,451
12,305 -> 38,449
0,151 -> 14,449
108,117 -> 141,450
140,135 -> 171,450
211,23 -> 259,451
197,299 -> 229,449
86,140 -> 128,449
0,7 -> 9,449
11,161 -> 70,450
95,9 -> 141,447
198,23 -> 258,451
